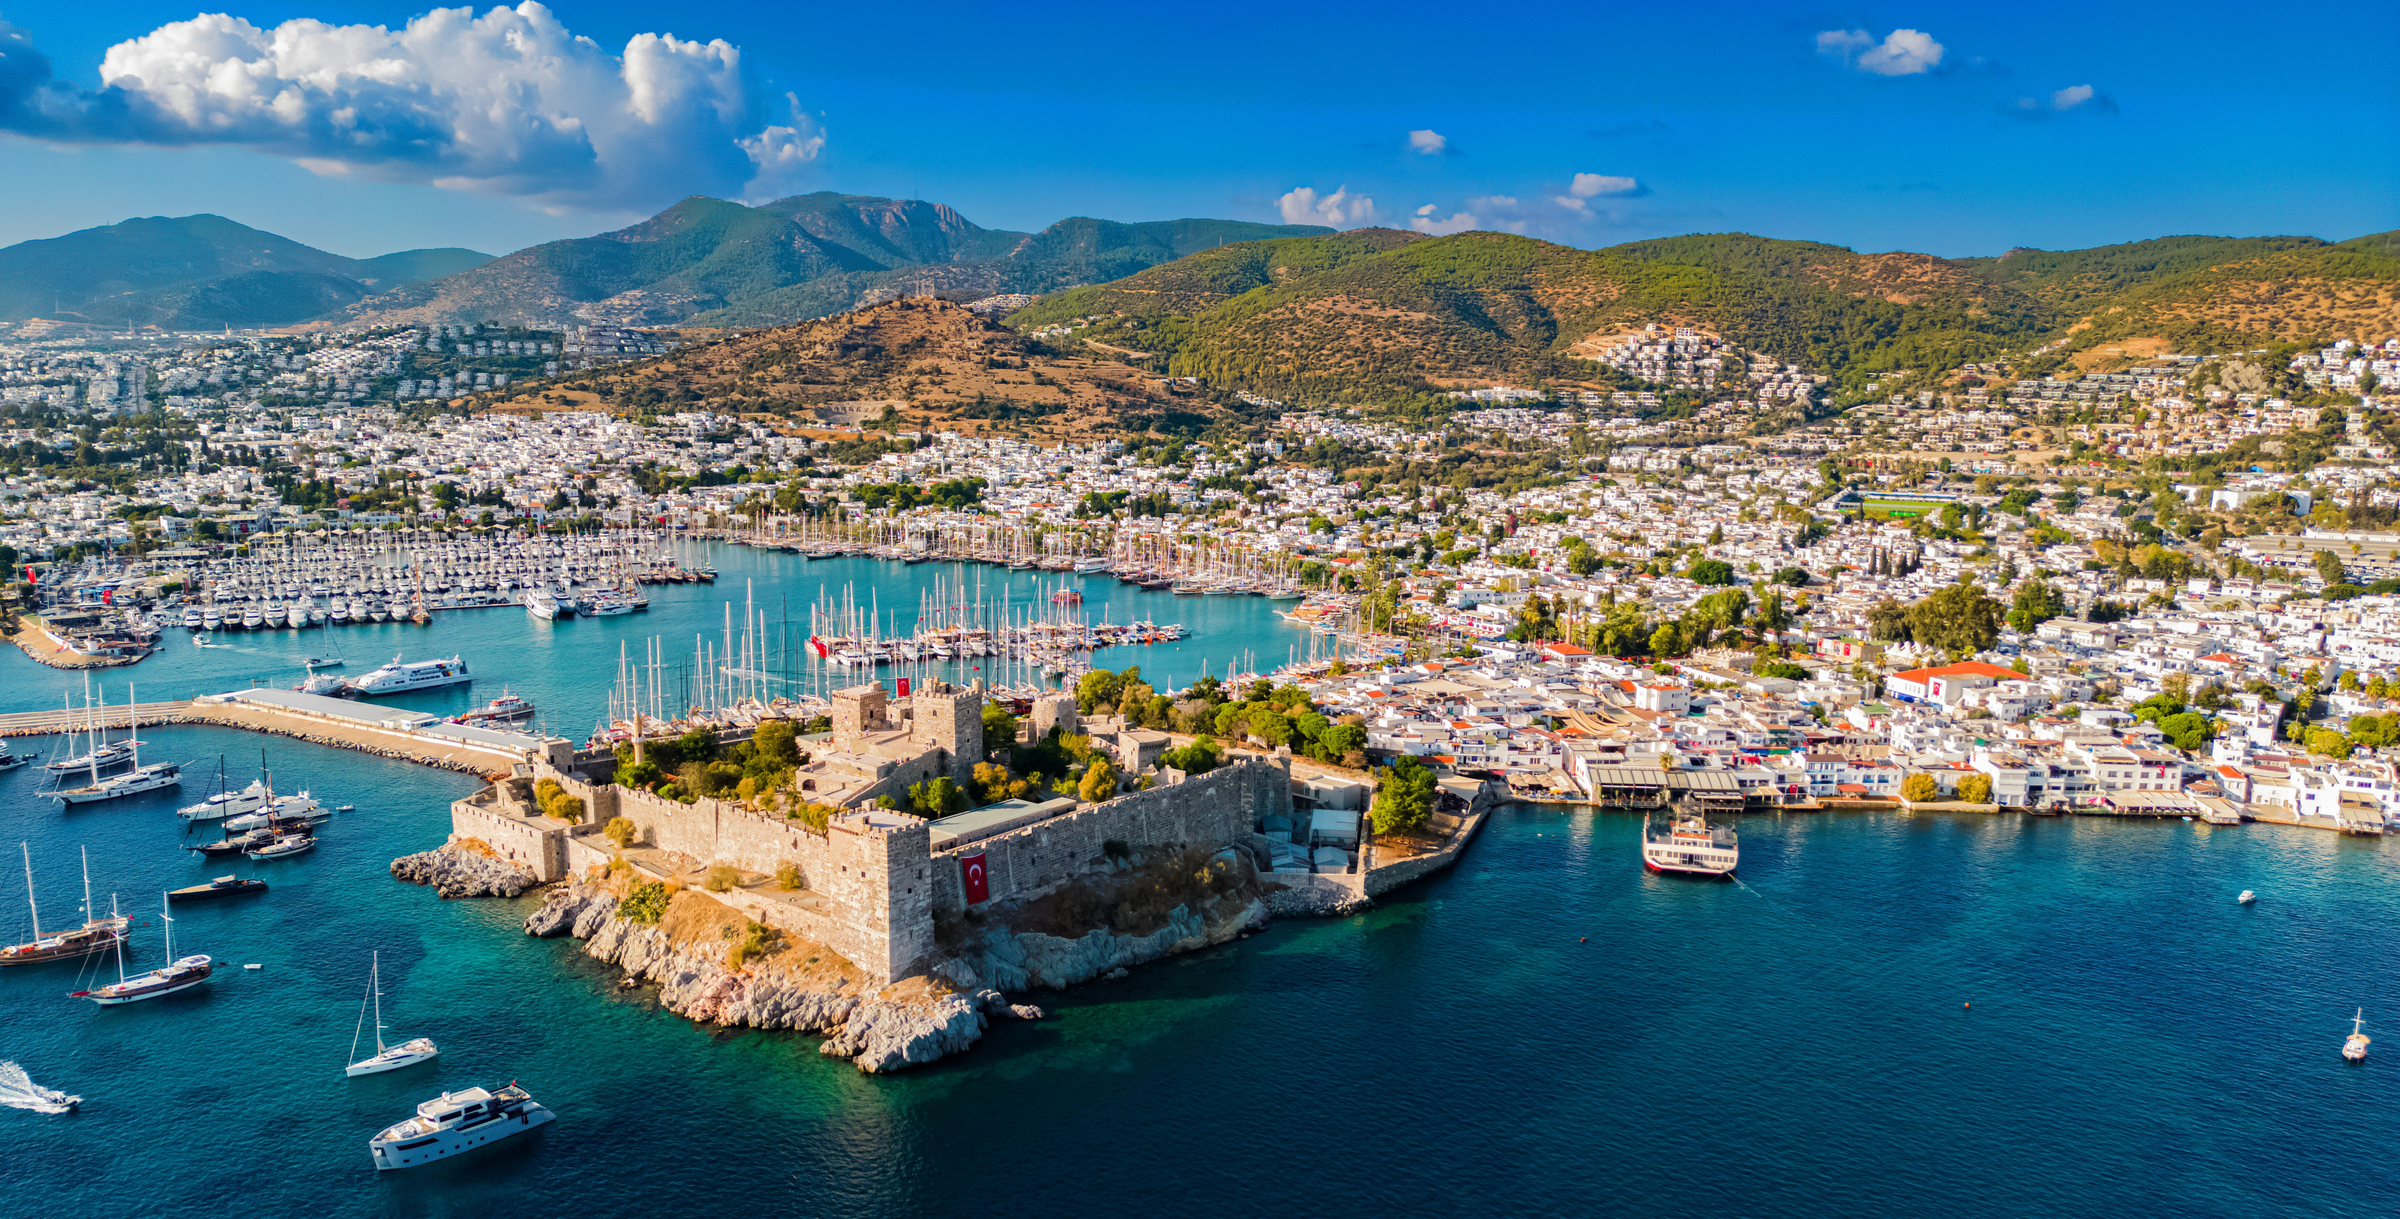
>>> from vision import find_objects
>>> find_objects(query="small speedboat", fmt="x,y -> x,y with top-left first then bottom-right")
168,876 -> 268,901
2238,890 -> 2255,905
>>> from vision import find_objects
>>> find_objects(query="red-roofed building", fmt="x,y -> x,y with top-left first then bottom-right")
1884,661 -> 2022,706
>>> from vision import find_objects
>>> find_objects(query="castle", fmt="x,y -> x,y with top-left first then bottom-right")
449,682 -> 1294,986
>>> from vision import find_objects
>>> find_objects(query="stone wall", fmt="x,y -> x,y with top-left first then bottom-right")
449,784 -> 581,881
927,754 -> 1291,914
1362,810 -> 1488,897
549,775 -> 936,985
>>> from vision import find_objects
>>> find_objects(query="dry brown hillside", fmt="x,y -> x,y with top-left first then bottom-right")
499,298 -> 1222,440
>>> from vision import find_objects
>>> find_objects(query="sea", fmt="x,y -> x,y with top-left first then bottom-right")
1,545 -> 2395,1217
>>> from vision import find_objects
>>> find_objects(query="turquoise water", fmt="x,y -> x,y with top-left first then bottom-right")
3,548 -> 2397,1215
6,546 -> 1316,735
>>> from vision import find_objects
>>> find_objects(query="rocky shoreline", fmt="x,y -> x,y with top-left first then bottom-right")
505,865 -> 1268,1074
391,844 -> 537,898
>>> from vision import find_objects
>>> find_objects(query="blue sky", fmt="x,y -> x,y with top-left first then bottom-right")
0,1 -> 2391,260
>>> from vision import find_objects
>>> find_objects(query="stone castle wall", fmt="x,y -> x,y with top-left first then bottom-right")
926,754 -> 1291,913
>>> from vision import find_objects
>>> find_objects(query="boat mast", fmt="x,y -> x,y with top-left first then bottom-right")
79,845 -> 92,928
21,843 -> 38,941
373,951 -> 386,1054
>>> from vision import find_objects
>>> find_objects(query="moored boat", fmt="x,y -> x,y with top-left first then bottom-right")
2345,1009 -> 2371,1062
75,893 -> 211,1005
2,845 -> 131,967
167,875 -> 268,901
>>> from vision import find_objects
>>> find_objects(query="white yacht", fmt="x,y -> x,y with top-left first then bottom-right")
369,1084 -> 553,1170
1641,811 -> 1739,876
347,952 -> 439,1077
180,607 -> 203,630
177,778 -> 270,823
524,588 -> 563,620
349,654 -> 472,696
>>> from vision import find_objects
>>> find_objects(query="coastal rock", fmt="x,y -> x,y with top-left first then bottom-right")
954,895 -> 1267,992
390,846 -> 534,899
524,883 -> 616,935
820,992 -> 987,1073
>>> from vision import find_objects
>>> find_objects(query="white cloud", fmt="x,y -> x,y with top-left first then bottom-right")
1856,29 -> 1944,75
0,5 -> 820,209
1818,27 -> 1944,76
1415,203 -> 1438,216
1407,128 -> 1447,155
1569,173 -> 1638,198
2005,83 -> 2117,119
1410,210 -> 1478,236
1277,185 -> 1376,227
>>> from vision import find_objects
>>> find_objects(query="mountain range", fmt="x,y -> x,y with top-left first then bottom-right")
0,214 -> 490,330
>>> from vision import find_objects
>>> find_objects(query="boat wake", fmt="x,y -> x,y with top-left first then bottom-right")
0,1062 -> 80,1113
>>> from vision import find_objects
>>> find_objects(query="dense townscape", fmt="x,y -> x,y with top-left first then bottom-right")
7,301 -> 2400,837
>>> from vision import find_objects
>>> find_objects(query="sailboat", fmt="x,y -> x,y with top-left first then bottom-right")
2344,1009 -> 2371,1062
1,845 -> 131,966
347,951 -> 439,1076
74,893 -> 212,1005
53,684 -> 183,805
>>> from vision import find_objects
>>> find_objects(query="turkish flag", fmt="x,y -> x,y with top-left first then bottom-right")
896,676 -> 911,697
809,635 -> 828,658
960,852 -> 988,904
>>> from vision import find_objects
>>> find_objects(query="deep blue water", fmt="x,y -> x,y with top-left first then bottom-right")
2,548 -> 2395,1216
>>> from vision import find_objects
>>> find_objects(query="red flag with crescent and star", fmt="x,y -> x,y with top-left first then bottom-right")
961,852 -> 989,904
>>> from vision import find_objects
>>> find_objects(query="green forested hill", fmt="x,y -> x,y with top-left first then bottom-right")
1002,226 -> 2400,406
0,214 -> 492,328
341,195 -> 1327,329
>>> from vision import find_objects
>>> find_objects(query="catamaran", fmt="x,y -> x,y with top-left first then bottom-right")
75,892 -> 212,1005
347,951 -> 439,1077
1,845 -> 130,967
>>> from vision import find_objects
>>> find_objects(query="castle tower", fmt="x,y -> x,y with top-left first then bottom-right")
912,685 -> 984,783
830,683 -> 889,752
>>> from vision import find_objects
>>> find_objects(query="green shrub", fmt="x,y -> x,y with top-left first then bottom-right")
703,864 -> 741,892
1102,838 -> 1131,860
774,863 -> 804,890
620,880 -> 671,924
603,816 -> 637,847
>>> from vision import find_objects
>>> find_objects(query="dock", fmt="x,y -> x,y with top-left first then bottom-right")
0,690 -> 559,775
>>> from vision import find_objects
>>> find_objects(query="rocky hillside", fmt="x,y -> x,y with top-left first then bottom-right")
513,297 -> 1238,440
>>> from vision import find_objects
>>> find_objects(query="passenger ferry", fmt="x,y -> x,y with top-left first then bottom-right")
369,1084 -> 554,1170
1641,811 -> 1739,876
349,654 -> 472,696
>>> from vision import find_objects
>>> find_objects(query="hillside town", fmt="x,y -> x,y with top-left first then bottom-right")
6,319 -> 2400,838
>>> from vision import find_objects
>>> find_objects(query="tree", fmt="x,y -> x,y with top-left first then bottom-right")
1648,622 -> 1685,658
906,776 -> 970,818
2349,714 -> 2400,749
752,719 -> 800,767
981,702 -> 1019,753
2315,550 -> 2347,586
1688,558 -> 1736,586
1907,583 -> 2004,659
1370,756 -> 1435,835
1076,757 -> 1120,802
1868,596 -> 1915,643
2006,581 -> 2068,633
1900,773 -> 1940,802
2306,726 -> 2353,758
2155,711 -> 2214,751
1956,773 -> 1994,804
1317,723 -> 1367,763
1773,567 -> 1811,587
1075,667 -> 1127,715
1160,735 -> 1224,774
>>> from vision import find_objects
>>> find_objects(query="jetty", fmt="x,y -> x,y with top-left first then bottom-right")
0,690 -> 557,775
